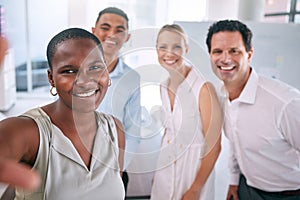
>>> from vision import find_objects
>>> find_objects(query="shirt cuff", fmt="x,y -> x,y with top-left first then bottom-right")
230,173 -> 240,185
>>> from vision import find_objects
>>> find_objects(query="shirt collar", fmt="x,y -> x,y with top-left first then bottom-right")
109,59 -> 126,77
221,68 -> 258,104
236,68 -> 258,104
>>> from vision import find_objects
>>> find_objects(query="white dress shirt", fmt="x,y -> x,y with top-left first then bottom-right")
222,68 -> 300,192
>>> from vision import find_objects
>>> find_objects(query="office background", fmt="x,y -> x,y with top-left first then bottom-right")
0,0 -> 299,199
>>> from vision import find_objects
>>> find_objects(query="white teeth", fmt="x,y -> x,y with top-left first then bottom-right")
74,90 -> 96,97
105,40 -> 117,45
220,66 -> 234,71
165,60 -> 176,65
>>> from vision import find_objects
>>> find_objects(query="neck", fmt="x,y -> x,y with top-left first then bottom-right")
168,65 -> 191,89
107,59 -> 118,73
226,84 -> 245,101
43,101 -> 96,132
225,67 -> 252,101
105,54 -> 119,73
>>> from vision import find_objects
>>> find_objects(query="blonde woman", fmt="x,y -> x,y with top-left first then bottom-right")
151,24 -> 222,200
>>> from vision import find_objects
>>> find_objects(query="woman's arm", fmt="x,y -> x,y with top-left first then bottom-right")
182,82 -> 223,200
0,36 -> 8,64
0,117 -> 41,190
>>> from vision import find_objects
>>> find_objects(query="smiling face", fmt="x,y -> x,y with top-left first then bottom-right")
92,13 -> 130,60
156,30 -> 188,73
209,31 -> 253,88
48,38 -> 109,113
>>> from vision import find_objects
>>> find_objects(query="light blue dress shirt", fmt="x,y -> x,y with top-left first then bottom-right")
97,59 -> 141,170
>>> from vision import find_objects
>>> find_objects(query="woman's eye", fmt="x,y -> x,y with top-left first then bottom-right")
89,65 -> 106,71
90,65 -> 99,70
158,46 -> 167,51
62,69 -> 76,74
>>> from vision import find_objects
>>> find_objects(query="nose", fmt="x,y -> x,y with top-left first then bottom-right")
107,29 -> 117,38
75,70 -> 92,85
76,68 -> 109,86
164,47 -> 177,56
220,51 -> 231,63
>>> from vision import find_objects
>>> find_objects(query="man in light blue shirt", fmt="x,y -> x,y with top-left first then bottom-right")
92,7 -> 141,193
98,58 -> 141,170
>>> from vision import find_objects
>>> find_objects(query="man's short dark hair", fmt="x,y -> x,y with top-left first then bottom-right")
206,20 -> 253,53
95,7 -> 129,27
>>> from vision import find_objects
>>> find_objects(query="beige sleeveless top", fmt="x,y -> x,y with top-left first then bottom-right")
15,107 -> 125,200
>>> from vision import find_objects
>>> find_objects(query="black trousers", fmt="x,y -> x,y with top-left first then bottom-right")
122,171 -> 129,194
236,174 -> 300,200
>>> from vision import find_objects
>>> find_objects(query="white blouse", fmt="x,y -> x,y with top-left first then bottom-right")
151,68 -> 215,200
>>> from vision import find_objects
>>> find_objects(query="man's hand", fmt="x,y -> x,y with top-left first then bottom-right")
226,184 -> 239,200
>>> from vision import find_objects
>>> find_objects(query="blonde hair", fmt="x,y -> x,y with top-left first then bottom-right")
156,24 -> 189,46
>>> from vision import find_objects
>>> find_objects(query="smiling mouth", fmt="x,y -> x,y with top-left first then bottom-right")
104,40 -> 117,45
164,59 -> 177,65
73,89 -> 98,98
219,65 -> 235,71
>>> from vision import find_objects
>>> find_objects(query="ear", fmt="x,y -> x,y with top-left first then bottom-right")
185,44 -> 189,54
91,27 -> 96,34
247,48 -> 254,61
125,33 -> 131,43
47,69 -> 54,87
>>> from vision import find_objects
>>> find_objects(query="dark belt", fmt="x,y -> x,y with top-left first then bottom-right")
241,174 -> 300,197
267,188 -> 300,196
254,187 -> 300,197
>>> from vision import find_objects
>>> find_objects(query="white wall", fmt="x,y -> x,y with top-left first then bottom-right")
176,21 -> 300,90
1,0 -> 69,65
238,0 -> 265,21
206,0 -> 239,20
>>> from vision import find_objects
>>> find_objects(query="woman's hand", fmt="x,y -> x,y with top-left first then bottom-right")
0,159 -> 40,191
181,188 -> 200,200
